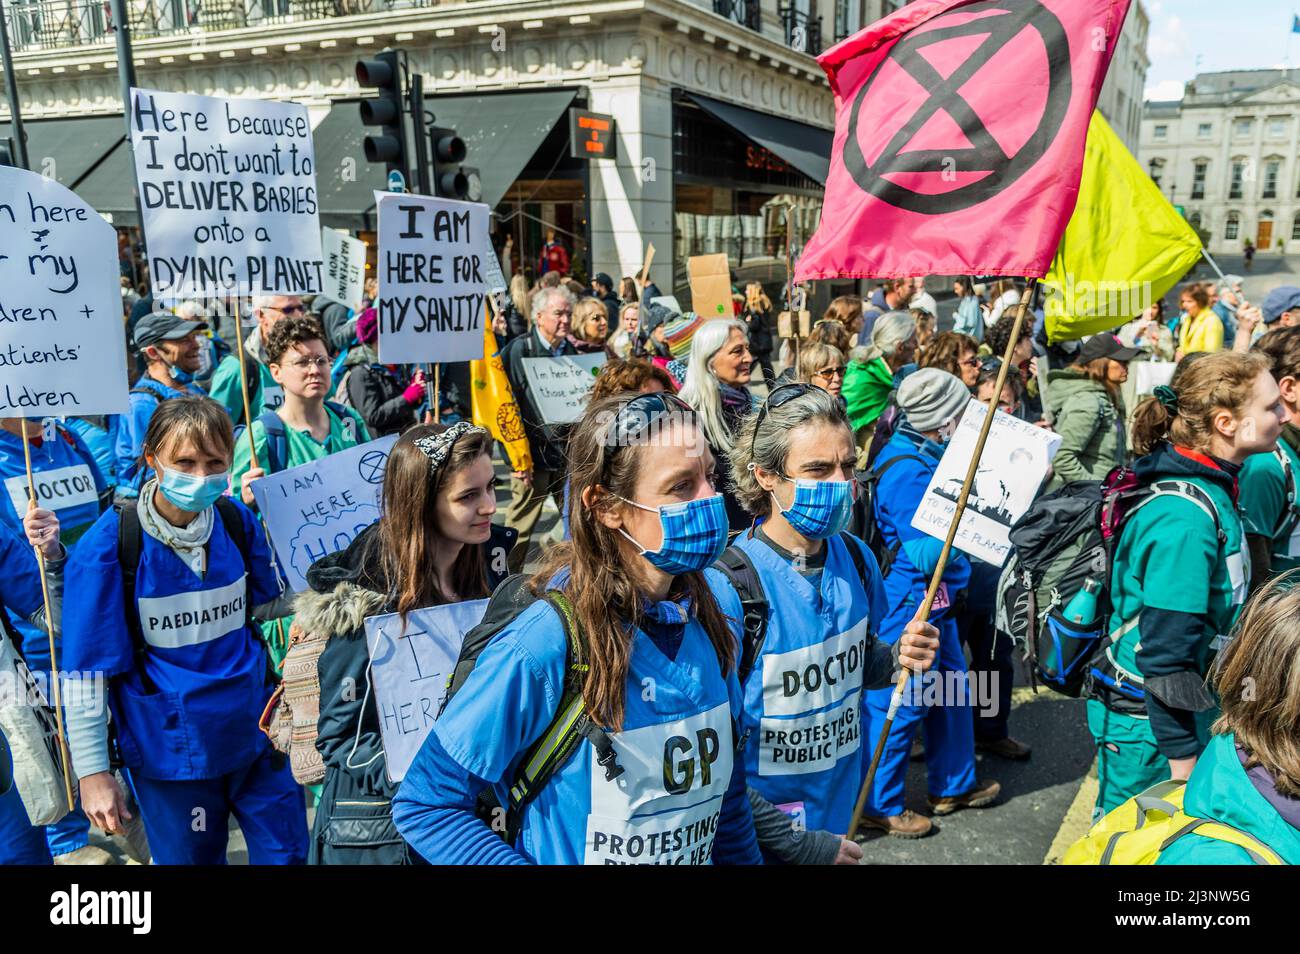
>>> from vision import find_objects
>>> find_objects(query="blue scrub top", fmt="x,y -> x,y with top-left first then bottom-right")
706,531 -> 889,834
62,499 -> 282,781
424,598 -> 744,865
0,522 -> 44,622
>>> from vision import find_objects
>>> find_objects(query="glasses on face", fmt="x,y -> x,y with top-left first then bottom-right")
751,382 -> 817,455
959,356 -> 981,369
604,392 -> 694,452
273,303 -> 306,316
813,366 -> 846,380
285,356 -> 331,371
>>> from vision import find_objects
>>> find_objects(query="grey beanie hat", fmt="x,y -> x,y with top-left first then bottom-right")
897,368 -> 971,432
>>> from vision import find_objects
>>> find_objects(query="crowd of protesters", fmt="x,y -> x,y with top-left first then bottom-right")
4,260 -> 1300,868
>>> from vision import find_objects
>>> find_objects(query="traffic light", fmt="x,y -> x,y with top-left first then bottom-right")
356,50 -> 408,181
429,126 -> 468,199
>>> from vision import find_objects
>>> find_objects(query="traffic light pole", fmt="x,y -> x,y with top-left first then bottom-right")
109,0 -> 149,271
0,0 -> 28,169
409,70 -> 432,196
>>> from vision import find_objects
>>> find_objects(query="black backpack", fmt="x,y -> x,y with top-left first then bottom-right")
711,530 -> 876,688
848,453 -> 925,579
439,577 -> 625,845
114,497 -> 256,690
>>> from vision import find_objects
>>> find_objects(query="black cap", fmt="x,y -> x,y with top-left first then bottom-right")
132,311 -> 208,350
1077,332 -> 1142,364
593,272 -> 614,290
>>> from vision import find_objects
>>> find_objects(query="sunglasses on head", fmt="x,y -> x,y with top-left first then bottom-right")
750,382 -> 817,455
604,392 -> 694,452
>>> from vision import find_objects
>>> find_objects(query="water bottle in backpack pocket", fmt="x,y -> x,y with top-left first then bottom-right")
1035,580 -> 1104,694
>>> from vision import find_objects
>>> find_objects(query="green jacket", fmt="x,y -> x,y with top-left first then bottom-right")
1045,369 -> 1125,491
1158,733 -> 1300,864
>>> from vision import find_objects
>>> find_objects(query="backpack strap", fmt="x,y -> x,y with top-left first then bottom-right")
1271,446 -> 1300,543
1132,480 -> 1226,544
1160,816 -> 1285,865
253,410 -> 288,475
711,545 -> 769,687
503,589 -> 623,845
838,530 -> 872,593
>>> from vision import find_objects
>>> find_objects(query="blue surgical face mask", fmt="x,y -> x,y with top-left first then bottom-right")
771,476 -> 854,540
168,361 -> 197,385
614,493 -> 729,576
157,466 -> 230,512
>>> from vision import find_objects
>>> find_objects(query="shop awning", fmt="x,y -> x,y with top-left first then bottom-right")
312,87 -> 580,224
0,115 -> 138,221
685,93 -> 832,185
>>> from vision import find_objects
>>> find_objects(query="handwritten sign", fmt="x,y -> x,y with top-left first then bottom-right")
520,353 -> 607,424
320,228 -> 366,312
0,166 -> 128,416
377,193 -> 488,364
364,600 -> 488,783
130,87 -> 323,298
249,433 -> 398,591
911,399 -> 1062,566
481,235 -> 508,316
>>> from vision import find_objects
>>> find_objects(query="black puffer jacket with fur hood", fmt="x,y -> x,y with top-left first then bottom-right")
295,520 -> 515,865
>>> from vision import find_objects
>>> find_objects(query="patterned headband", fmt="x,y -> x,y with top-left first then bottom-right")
412,421 -> 488,476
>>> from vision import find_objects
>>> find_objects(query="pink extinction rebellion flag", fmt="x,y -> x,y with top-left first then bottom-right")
794,0 -> 1132,282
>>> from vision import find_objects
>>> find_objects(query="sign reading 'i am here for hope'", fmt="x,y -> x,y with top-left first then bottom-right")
130,87 -> 324,299
0,166 -> 129,416
376,192 -> 489,364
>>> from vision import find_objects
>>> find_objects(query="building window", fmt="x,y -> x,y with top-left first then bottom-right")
1293,214 -> 1300,242
1189,211 -> 1202,229
1197,122 -> 1212,138
833,0 -> 860,41
1229,159 -> 1246,200
1263,159 -> 1281,200
1153,124 -> 1168,139
713,0 -> 761,31
1191,160 -> 1208,199
1148,158 -> 1164,190
1269,117 -> 1289,139
1225,212 -> 1240,241
1234,118 -> 1254,137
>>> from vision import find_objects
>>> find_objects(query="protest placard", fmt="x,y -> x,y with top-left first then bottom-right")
320,228 -> 366,312
520,353 -> 607,424
249,433 -> 399,591
364,599 -> 488,783
377,193 -> 489,364
480,234 -> 508,316
1132,359 -> 1175,396
0,166 -> 129,416
911,399 -> 1062,567
687,253 -> 733,319
130,87 -> 323,299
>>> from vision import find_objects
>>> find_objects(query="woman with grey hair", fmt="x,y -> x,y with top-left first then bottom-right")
679,317 -> 755,531
706,382 -> 940,862
843,310 -> 918,459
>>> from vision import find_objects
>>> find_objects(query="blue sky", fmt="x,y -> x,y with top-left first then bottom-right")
1142,0 -> 1299,100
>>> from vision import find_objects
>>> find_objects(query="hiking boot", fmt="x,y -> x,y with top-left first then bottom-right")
928,779 -> 1002,815
858,809 -> 934,838
52,845 -> 115,865
976,736 -> 1032,760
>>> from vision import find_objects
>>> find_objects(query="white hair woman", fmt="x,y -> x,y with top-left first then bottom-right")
843,310 -> 918,461
679,317 -> 755,532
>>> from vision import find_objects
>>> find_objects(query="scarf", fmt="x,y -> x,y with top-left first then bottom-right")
843,357 -> 895,431
719,382 -> 754,433
137,478 -> 214,578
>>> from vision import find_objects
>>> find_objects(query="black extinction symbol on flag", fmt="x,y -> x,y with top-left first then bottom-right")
843,0 -> 1073,214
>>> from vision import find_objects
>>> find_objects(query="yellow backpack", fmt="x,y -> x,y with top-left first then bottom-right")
1063,779 -> 1285,865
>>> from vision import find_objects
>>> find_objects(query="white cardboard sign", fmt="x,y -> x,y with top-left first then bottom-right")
0,166 -> 129,416
520,353 -> 607,424
376,193 -> 489,364
249,433 -> 399,591
130,87 -> 324,298
320,228 -> 367,313
364,599 -> 489,783
911,399 -> 1062,567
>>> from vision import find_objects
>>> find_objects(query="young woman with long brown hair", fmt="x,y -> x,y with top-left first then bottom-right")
1088,351 -> 1286,813
295,422 -> 514,864
393,393 -> 762,864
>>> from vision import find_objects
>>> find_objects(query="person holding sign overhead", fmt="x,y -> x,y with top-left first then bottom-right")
393,393 -> 762,864
500,285 -> 577,573
233,316 -> 371,668
208,295 -> 303,427
115,311 -> 211,498
293,422 -> 514,864
62,397 -> 305,864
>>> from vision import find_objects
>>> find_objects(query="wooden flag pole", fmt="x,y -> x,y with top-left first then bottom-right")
19,425 -> 76,810
432,365 -> 441,424
846,278 -> 1039,842
233,316 -> 260,471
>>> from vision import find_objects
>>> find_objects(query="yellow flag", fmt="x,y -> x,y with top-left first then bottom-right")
1043,111 -> 1202,343
470,305 -> 532,472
